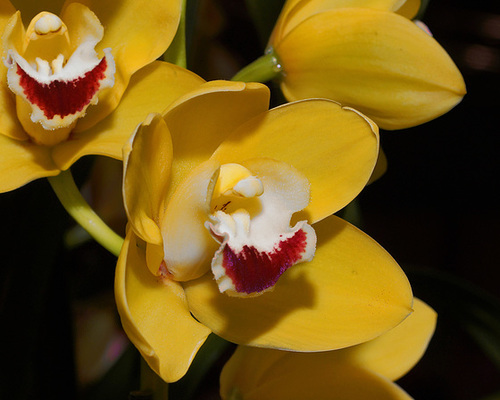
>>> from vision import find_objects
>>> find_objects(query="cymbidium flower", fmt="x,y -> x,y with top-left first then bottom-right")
246,0 -> 466,130
220,298 -> 437,400
115,80 -> 413,382
0,0 -> 204,192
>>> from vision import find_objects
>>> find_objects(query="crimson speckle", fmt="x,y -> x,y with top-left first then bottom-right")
16,57 -> 108,120
222,229 -> 308,294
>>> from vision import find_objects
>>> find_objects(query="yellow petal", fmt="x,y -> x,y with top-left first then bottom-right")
272,0 -> 410,42
397,0 -> 421,19
276,8 -> 466,130
163,80 -> 270,198
0,11 -> 30,141
63,0 -> 182,130
0,3 -> 21,140
211,99 -> 378,224
184,215 -> 412,351
331,297 -> 436,381
115,229 -> 211,383
221,346 -> 412,400
0,84 -> 26,141
123,113 -> 171,245
51,61 -> 204,170
0,134 -> 59,192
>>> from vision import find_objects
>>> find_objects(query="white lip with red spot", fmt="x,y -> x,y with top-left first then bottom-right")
205,160 -> 317,297
3,12 -> 115,131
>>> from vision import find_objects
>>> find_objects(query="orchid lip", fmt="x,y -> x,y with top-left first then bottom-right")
3,11 -> 116,132
5,46 -> 115,130
205,161 -> 317,298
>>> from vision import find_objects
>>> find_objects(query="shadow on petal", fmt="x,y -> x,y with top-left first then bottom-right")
184,266 -> 317,349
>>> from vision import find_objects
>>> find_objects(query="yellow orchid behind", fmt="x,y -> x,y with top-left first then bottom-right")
0,0 -> 204,192
250,0 -> 466,130
221,298 -> 437,400
115,80 -> 413,382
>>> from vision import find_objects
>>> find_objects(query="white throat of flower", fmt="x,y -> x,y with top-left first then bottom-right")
205,161 -> 317,297
3,10 -> 115,131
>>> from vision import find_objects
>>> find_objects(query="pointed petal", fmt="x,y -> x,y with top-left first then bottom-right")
276,8 -> 466,130
211,99 -> 378,223
184,215 -> 412,351
62,0 -> 182,129
221,346 -> 412,400
331,297 -> 436,381
115,230 -> 211,383
163,80 -> 270,197
51,61 -> 203,170
123,113 -> 171,245
0,134 -> 59,192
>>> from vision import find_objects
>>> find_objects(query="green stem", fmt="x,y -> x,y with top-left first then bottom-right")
231,50 -> 282,83
163,0 -> 187,68
48,169 -> 124,257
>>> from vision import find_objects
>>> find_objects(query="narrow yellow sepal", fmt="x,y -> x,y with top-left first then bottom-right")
115,230 -> 211,383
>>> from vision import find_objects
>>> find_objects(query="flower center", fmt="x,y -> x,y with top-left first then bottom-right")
206,161 -> 317,297
2,8 -> 115,144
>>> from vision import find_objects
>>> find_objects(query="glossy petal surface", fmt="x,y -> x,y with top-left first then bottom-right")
333,297 -> 436,380
221,346 -> 412,400
115,230 -> 211,383
123,113 -> 172,245
276,8 -> 466,129
184,215 -> 412,351
163,81 -> 270,198
211,99 -> 378,223
52,61 -> 204,170
0,134 -> 59,192
273,0 -> 408,41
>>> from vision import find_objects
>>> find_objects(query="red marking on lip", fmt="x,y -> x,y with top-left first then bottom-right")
16,57 -> 108,120
222,229 -> 307,294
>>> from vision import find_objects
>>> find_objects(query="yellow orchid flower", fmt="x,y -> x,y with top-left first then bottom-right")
115,80 -> 413,382
236,0 -> 466,130
0,0 -> 204,192
220,298 -> 437,400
